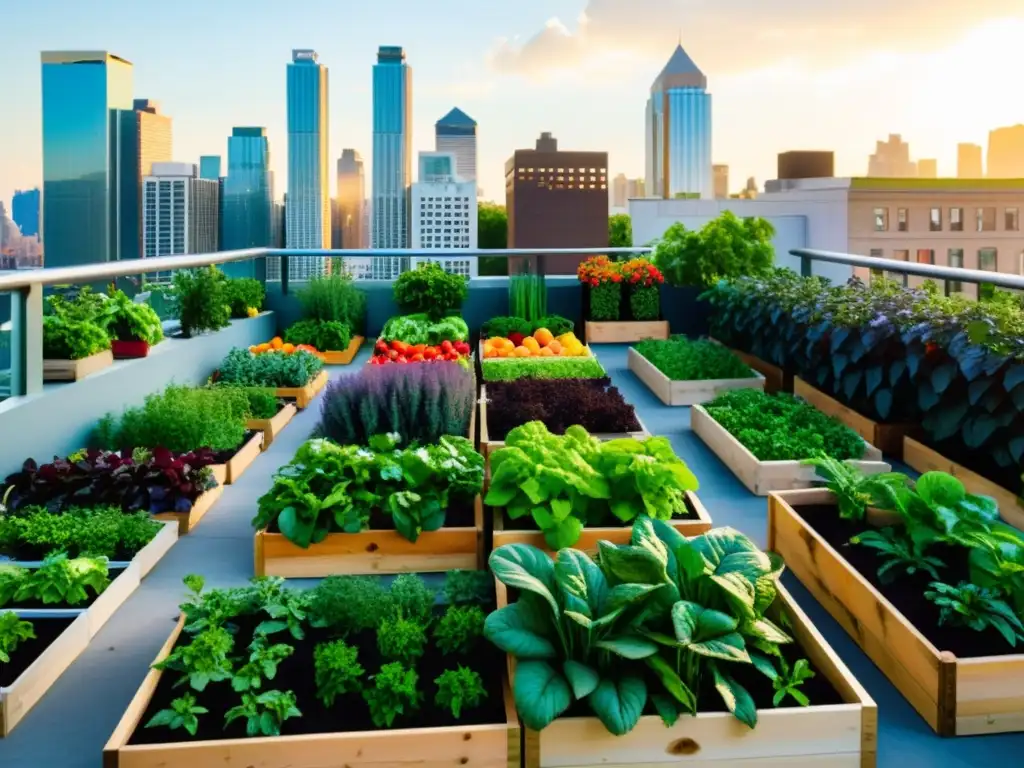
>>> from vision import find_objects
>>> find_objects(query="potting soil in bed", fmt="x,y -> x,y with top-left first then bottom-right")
0,616 -> 78,686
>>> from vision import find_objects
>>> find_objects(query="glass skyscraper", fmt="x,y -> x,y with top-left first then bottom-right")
41,51 -> 133,267
371,45 -> 412,277
645,44 -> 712,200
286,49 -> 330,280
222,127 -> 271,278
435,107 -> 477,183
199,156 -> 222,180
119,99 -> 172,261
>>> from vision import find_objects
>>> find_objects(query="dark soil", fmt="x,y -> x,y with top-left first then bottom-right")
3,566 -> 128,610
128,608 -> 507,745
214,430 -> 260,464
796,504 -> 1020,658
267,496 -> 477,534
0,616 -> 77,686
502,494 -> 699,533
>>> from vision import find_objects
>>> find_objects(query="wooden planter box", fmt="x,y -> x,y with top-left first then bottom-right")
691,405 -> 890,496
627,347 -> 765,406
246,403 -> 298,451
103,615 -> 521,768
153,485 -> 223,536
498,581 -> 876,768
493,491 -> 713,557
2,522 -> 177,735
42,349 -> 114,382
322,335 -> 365,365
584,320 -> 669,344
794,378 -> 916,458
902,437 -> 1024,531
275,369 -> 329,409
223,432 -> 264,484
710,338 -> 792,394
255,495 -> 484,577
479,386 -> 648,468
769,488 -> 1024,736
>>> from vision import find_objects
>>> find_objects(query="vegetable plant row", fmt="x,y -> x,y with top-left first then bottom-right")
705,269 -> 1024,498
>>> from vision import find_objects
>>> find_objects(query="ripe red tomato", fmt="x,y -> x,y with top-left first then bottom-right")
423,348 -> 437,360
395,356 -> 408,364
441,340 -> 453,353
387,349 -> 399,360
410,353 -> 425,362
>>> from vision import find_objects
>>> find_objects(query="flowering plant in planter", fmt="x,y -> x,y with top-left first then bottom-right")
620,258 -> 664,321
577,256 -> 623,321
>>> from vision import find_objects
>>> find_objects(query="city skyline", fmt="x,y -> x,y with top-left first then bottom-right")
2,2 -> 1023,212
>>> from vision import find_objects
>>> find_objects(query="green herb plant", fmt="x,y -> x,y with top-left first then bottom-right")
0,612 -> 34,663
377,615 -> 428,665
284,319 -> 352,351
0,507 -> 160,560
216,348 -> 324,388
308,576 -> 392,634
435,667 -> 487,718
154,626 -> 236,692
802,456 -> 908,521
925,581 -> 1024,647
481,357 -> 606,383
314,639 -> 364,706
393,262 -> 468,320
3,554 -> 110,607
389,573 -> 437,623
509,273 -> 547,321
769,657 -> 816,706
434,605 -> 485,655
99,290 -> 164,345
849,527 -> 945,584
297,273 -> 368,333
443,570 -> 494,605
231,636 -> 294,692
224,278 -> 265,318
144,693 -> 208,736
174,266 -> 231,337
363,662 -> 420,728
634,337 -> 755,382
42,315 -> 111,360
224,689 -> 301,737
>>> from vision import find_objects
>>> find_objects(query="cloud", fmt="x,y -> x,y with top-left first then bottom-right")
489,0 -> 1024,80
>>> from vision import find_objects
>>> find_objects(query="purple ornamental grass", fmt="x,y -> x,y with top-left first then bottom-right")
321,361 -> 474,445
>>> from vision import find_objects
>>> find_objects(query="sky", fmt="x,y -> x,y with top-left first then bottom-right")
1,0 -> 1023,211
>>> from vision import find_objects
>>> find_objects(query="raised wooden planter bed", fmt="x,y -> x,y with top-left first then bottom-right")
710,338 -> 792,394
794,377 -> 916,458
42,349 -> 114,382
769,488 -> 1024,736
103,615 -> 521,768
153,485 -> 223,536
254,495 -> 484,577
691,405 -> 890,496
2,522 -> 178,735
584,320 -> 669,344
275,369 -> 329,409
492,491 -> 712,557
902,436 -> 1024,531
245,403 -> 298,451
627,346 -> 765,406
322,334 -> 365,365
223,431 -> 264,484
497,580 -> 876,768
479,386 -> 648,468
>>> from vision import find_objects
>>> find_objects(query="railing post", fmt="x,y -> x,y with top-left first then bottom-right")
800,254 -> 811,277
10,282 -> 43,397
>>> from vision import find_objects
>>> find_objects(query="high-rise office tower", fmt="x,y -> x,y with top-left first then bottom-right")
611,173 -> 628,208
40,51 -> 134,267
957,143 -> 984,178
917,159 -> 938,178
142,162 -> 219,260
372,45 -> 413,278
987,125 -> 1024,178
337,149 -> 366,247
411,151 -> 477,277
223,127 -> 272,277
435,107 -> 477,184
867,135 -> 917,177
122,98 -> 172,260
11,189 -> 40,239
712,164 -> 729,198
199,156 -> 222,180
627,178 -> 645,200
645,44 -> 713,199
286,49 -> 330,280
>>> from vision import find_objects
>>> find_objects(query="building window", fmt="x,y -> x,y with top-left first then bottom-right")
978,247 -> 998,300
950,207 -> 963,231
897,208 -> 908,232
917,249 -> 934,265
873,207 -> 888,231
1006,208 -> 1020,231
929,207 -> 942,231
977,207 -> 996,232
888,249 -> 909,286
946,248 -> 964,295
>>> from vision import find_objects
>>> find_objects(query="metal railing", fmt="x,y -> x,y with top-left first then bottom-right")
0,247 -> 654,399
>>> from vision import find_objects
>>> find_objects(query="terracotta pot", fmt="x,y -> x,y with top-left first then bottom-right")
111,340 -> 150,359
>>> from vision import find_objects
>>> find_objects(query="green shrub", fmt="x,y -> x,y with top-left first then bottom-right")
481,357 -> 606,382
590,282 -> 621,321
42,315 -> 110,360
630,284 -> 660,321
174,267 -> 231,337
393,263 -> 468,320
94,384 -> 246,453
704,389 -> 865,461
308,576 -> 392,633
224,278 -> 265,318
377,615 -> 427,665
102,290 -> 164,344
283,319 -> 352,351
434,667 -> 487,719
433,605 -> 485,655
634,337 -> 755,381
216,348 -> 323,388
653,212 -> 775,289
215,385 -> 279,420
481,316 -> 533,339
314,639 -> 363,706
388,574 -> 436,623
297,274 -> 367,333
442,570 -> 494,605
364,662 -> 419,728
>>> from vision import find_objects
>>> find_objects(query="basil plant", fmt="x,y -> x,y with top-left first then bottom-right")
485,518 -> 808,736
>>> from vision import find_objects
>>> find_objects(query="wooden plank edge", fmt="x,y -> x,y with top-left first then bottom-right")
225,431 -> 265,484
135,519 -> 179,579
